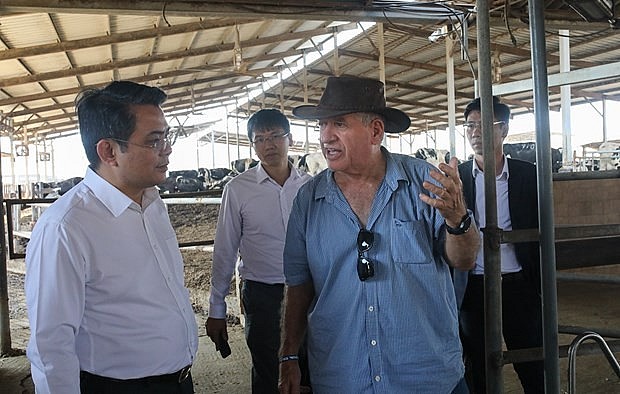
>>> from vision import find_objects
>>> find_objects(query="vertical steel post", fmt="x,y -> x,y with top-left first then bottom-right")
0,131 -> 12,355
446,35 -> 456,158
529,1 -> 561,392
476,0 -> 504,392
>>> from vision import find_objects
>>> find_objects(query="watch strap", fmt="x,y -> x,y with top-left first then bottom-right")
445,212 -> 472,235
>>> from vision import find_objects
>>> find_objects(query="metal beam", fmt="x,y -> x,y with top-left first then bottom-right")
493,61 -> 620,96
0,1 -> 457,23
0,25 -> 345,89
0,19 -> 248,61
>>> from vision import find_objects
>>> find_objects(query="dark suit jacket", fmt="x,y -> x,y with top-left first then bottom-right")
453,158 -> 541,308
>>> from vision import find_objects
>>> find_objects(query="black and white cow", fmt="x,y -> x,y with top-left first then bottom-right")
288,154 -> 305,169
204,167 -> 236,189
231,158 -> 259,174
502,142 -> 563,173
35,176 -> 83,198
413,148 -> 451,168
297,152 -> 328,176
597,142 -> 620,171
158,169 -> 206,193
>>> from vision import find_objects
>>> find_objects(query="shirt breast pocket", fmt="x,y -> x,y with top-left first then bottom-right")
391,219 -> 434,264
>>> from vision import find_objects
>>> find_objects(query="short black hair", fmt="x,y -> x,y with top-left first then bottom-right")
75,81 -> 167,169
247,108 -> 290,140
464,96 -> 511,123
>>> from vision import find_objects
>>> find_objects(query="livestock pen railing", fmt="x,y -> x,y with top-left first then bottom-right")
3,190 -> 224,259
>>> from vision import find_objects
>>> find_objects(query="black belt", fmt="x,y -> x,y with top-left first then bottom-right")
81,364 -> 192,385
469,271 -> 525,282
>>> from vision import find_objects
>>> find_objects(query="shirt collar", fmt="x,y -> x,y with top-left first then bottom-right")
472,155 -> 510,181
82,167 -> 159,217
255,161 -> 300,184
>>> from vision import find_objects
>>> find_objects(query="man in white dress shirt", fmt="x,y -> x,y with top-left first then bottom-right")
206,109 -> 311,393
25,81 -> 198,394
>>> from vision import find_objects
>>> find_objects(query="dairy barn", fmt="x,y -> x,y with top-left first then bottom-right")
0,1 -> 619,392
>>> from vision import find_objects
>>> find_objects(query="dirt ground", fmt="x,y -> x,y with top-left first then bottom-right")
3,202 -> 619,393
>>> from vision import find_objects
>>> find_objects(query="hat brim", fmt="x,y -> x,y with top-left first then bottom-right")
293,105 -> 410,134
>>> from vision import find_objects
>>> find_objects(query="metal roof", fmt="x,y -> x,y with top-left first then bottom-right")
0,0 -> 619,145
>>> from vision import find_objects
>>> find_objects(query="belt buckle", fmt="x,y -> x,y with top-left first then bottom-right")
178,365 -> 191,383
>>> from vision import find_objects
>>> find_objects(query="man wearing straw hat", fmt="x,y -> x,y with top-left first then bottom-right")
278,76 -> 479,394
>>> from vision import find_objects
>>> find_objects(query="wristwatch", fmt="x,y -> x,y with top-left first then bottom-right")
445,212 -> 472,235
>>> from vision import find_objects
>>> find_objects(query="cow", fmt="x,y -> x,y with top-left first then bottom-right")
169,169 -> 199,179
231,158 -> 259,173
205,167 -> 236,189
297,152 -> 327,176
175,176 -> 206,192
158,176 -> 178,193
502,142 -> 563,173
597,142 -> 620,171
34,176 -> 83,198
56,177 -> 83,195
413,148 -> 451,168
157,169 -> 206,193
288,154 -> 305,168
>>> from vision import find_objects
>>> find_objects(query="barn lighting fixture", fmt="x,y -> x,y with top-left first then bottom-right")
428,25 -> 448,42
565,0 -> 618,27
233,24 -> 243,71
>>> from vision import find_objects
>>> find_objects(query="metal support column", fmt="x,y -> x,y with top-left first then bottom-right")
559,29 -> 572,166
0,132 -> 11,355
529,1 -> 561,392
446,35 -> 456,158
477,1 -> 504,392
303,50 -> 309,153
332,30 -> 340,76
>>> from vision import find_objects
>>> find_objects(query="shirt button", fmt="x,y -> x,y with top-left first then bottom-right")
371,340 -> 377,346
368,306 -> 374,312
374,375 -> 381,382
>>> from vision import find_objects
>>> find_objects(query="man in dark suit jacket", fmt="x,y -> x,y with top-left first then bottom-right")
454,96 -> 544,393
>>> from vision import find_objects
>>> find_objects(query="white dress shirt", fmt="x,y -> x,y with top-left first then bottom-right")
25,167 -> 198,394
472,157 -> 523,274
208,163 -> 311,319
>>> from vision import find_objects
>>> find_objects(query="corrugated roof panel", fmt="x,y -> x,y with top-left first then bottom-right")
41,78 -> 81,94
77,72 -> 115,87
50,13 -> 110,40
21,53 -> 73,75
109,15 -> 163,34
0,13 -> 57,47
0,59 -> 31,79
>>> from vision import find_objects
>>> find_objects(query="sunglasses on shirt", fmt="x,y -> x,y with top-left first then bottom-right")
357,229 -> 375,281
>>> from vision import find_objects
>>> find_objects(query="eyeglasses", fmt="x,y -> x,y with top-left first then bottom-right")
111,133 -> 173,152
462,121 -> 505,132
357,229 -> 375,281
251,131 -> 290,145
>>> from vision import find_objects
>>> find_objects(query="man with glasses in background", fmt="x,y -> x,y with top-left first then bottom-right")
25,81 -> 198,393
455,96 -> 544,393
278,76 -> 480,394
207,108 -> 311,393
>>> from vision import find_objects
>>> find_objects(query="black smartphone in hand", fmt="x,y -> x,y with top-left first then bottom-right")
216,336 -> 231,358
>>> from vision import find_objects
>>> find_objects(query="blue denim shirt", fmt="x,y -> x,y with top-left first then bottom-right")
284,149 -> 464,393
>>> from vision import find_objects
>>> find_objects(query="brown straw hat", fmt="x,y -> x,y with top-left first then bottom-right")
292,76 -> 411,133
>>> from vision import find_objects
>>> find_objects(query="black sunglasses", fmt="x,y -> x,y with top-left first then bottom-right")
357,229 -> 375,281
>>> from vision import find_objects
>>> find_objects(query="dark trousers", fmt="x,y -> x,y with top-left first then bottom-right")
460,273 -> 544,394
242,280 -> 286,394
80,370 -> 194,394
242,279 -> 311,394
